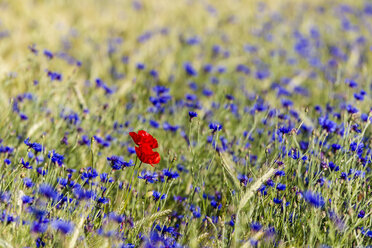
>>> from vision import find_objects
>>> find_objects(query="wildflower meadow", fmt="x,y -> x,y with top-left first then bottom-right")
0,0 -> 371,247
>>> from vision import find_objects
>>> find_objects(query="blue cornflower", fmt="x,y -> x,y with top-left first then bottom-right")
188,111 -> 198,120
236,64 -> 250,74
184,62 -> 197,76
127,146 -> 136,154
23,178 -> 34,188
190,205 -> 201,218
100,173 -> 109,183
27,206 -> 48,221
152,191 -> 166,201
136,63 -> 145,70
258,185 -> 267,195
63,111 -> 80,125
328,161 -> 339,171
229,215 -> 235,227
202,88 -> 213,97
347,79 -> 358,88
37,167 -> 47,176
281,99 -> 293,108
79,135 -> 91,146
275,170 -> 285,176
340,172 -> 347,180
24,138 -> 43,153
303,190 -> 325,208
152,85 -> 169,95
97,197 -> 109,204
73,187 -> 95,201
288,148 -> 300,159
19,113 -> 28,120
81,167 -> 98,182
39,184 -> 58,200
36,237 -> 45,247
57,177 -> 68,187
22,195 -> 33,204
225,94 -> 234,101
209,122 -> 223,133
203,64 -> 213,73
176,164 -> 189,173
52,219 -> 74,234
251,222 -> 262,231
237,174 -> 249,186
163,122 -> 179,132
149,120 -> 159,128
210,200 -> 221,209
47,70 -> 62,81
0,145 -> 14,154
21,158 -> 32,169
266,179 -> 275,187
163,169 -> 179,180
95,78 -> 115,95
350,142 -> 364,155
276,183 -> 286,191
31,221 -> 48,234
107,155 -> 125,170
43,50 -> 53,59
318,116 -> 337,133
361,113 -> 368,122
358,210 -> 365,218
331,143 -> 341,151
149,69 -> 158,79
109,212 -> 125,223
186,36 -> 201,45
138,171 -> 158,183
354,93 -> 364,101
48,151 -> 64,166
119,243 -> 135,248
346,104 -> 358,114
123,160 -> 135,167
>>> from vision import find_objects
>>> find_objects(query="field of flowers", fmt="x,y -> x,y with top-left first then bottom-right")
0,0 -> 371,247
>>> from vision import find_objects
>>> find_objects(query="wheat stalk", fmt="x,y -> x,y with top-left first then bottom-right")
233,166 -> 277,246
134,209 -> 172,229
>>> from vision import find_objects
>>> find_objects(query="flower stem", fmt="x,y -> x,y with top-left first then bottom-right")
121,161 -> 141,214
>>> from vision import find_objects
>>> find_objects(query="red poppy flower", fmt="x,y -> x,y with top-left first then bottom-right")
129,130 -> 158,149
130,130 -> 160,166
134,145 -> 160,167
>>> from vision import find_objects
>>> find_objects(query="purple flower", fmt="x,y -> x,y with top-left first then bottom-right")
48,151 -> 64,166
47,70 -> 62,81
303,190 -> 325,208
23,178 -> 34,188
43,50 -> 53,59
251,222 -> 262,231
24,138 -> 43,153
31,221 -> 48,233
51,219 -> 74,234
276,183 -> 286,191
21,158 -> 32,169
152,191 -> 166,201
39,184 -> 58,200
107,155 -> 125,170
184,62 -> 198,76
358,210 -> 365,218
209,122 -> 223,133
188,111 -> 198,120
